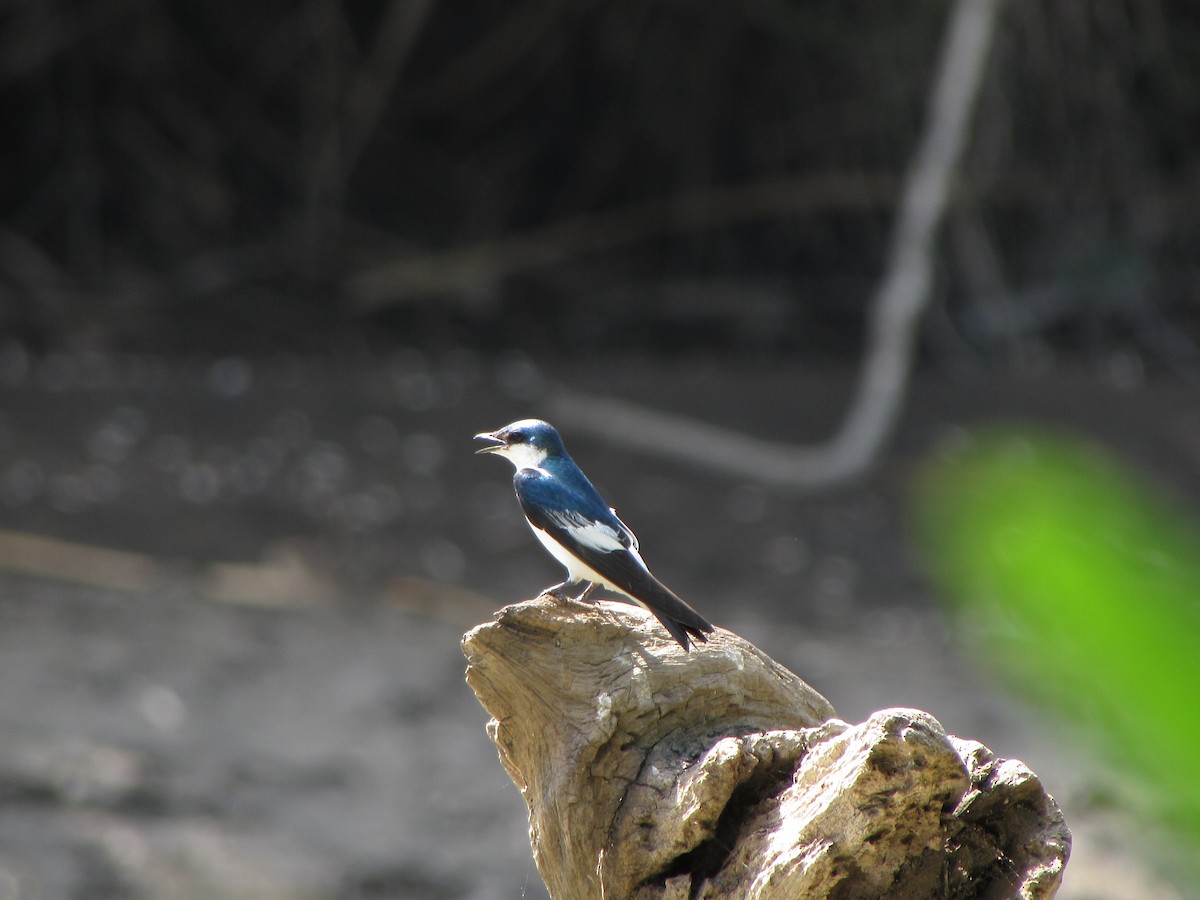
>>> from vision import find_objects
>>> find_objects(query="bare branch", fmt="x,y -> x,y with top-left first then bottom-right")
551,0 -> 1006,490
304,0 -> 435,251
349,172 -> 896,308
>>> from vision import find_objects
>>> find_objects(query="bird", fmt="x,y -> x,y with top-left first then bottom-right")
474,418 -> 714,650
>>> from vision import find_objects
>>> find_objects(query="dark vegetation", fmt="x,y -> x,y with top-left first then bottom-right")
2,1 -> 1197,365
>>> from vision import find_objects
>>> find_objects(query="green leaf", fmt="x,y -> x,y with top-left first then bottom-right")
913,426 -> 1200,845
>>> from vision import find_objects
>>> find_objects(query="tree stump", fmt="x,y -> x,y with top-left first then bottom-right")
463,596 -> 1070,899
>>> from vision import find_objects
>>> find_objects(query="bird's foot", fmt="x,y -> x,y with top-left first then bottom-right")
539,581 -> 597,605
539,581 -> 575,602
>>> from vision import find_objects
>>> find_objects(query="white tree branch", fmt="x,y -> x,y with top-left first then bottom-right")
549,0 -> 1006,489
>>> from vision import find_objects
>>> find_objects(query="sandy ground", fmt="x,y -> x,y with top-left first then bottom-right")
0,345 -> 1194,898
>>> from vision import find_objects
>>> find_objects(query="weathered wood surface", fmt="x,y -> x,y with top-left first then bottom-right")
463,597 -> 1070,899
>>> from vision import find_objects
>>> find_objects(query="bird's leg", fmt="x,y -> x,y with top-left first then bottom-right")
540,580 -> 579,602
540,580 -> 599,605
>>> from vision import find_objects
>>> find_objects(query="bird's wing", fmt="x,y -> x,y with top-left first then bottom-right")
523,502 -> 662,594
520,497 -> 634,558
514,468 -> 714,649
608,508 -> 639,552
515,470 -> 640,574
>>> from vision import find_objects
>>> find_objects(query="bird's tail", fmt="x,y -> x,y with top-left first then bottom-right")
638,579 -> 714,651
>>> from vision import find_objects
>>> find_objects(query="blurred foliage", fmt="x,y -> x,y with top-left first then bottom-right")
914,426 -> 1200,863
1,0 -> 1198,358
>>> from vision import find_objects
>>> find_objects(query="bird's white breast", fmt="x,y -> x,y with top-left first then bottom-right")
530,523 -> 593,582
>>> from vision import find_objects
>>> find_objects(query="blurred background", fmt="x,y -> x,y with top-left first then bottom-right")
1,0 -> 1199,897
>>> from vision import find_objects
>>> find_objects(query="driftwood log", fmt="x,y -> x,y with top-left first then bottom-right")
463,596 -> 1070,899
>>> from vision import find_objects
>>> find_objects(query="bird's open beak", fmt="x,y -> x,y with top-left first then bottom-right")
474,431 -> 506,454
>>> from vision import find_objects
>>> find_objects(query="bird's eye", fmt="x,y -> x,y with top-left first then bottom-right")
509,431 -> 526,444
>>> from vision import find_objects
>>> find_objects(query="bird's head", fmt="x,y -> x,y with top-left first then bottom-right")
474,418 -> 566,470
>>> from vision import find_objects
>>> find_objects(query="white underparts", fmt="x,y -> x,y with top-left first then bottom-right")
529,522 -> 652,611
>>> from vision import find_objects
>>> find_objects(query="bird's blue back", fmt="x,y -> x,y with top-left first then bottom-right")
514,450 -> 622,531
